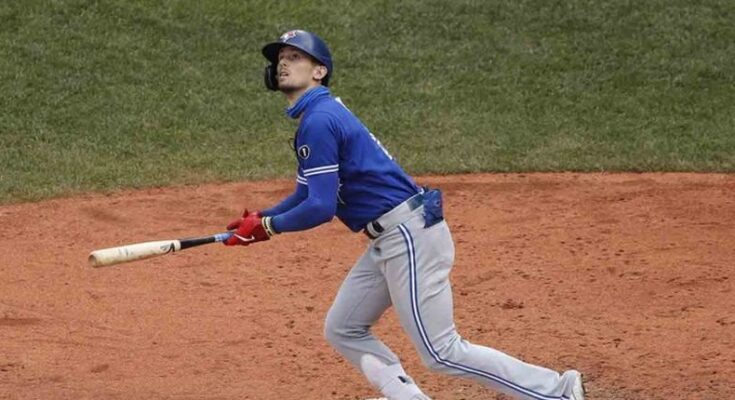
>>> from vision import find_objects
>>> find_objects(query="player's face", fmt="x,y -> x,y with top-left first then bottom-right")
277,46 -> 327,94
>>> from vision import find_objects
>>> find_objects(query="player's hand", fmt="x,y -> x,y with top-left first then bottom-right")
226,209 -> 260,231
224,210 -> 273,246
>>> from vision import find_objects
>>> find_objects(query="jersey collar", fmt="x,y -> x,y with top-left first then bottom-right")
285,86 -> 331,119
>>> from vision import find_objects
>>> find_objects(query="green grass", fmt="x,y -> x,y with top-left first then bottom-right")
1,0 -> 734,203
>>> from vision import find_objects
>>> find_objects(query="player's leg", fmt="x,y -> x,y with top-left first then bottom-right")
324,249 -> 395,366
380,215 -> 580,400
325,248 -> 430,399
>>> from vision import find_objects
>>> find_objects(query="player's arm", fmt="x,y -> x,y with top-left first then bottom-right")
268,172 -> 337,233
224,113 -> 339,246
260,174 -> 309,216
224,177 -> 334,245
266,114 -> 340,233
223,172 -> 306,245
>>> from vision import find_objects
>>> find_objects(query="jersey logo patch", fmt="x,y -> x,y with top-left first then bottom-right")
297,145 -> 311,159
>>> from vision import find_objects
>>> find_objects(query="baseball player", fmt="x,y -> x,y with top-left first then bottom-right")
224,30 -> 586,400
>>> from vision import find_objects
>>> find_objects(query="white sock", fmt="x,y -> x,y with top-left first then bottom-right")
360,355 -> 431,400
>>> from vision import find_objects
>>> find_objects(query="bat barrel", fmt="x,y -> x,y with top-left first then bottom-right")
88,253 -> 104,267
88,232 -> 232,268
88,240 -> 182,268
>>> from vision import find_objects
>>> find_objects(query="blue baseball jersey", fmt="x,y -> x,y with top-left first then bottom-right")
264,87 -> 420,233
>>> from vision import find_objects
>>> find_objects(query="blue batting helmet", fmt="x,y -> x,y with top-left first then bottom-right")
262,30 -> 333,90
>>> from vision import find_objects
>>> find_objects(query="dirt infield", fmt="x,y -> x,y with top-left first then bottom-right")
1,173 -> 733,400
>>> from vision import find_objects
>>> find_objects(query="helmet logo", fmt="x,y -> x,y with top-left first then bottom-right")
280,30 -> 299,42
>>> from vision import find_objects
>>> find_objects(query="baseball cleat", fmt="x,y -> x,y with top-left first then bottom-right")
570,371 -> 585,400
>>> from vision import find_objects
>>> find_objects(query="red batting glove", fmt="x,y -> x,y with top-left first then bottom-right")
224,210 -> 275,246
226,209 -> 260,231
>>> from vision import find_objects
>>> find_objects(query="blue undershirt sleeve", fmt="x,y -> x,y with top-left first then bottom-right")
260,177 -> 308,217
270,172 -> 338,232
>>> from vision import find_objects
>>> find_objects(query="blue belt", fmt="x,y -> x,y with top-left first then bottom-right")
363,193 -> 424,239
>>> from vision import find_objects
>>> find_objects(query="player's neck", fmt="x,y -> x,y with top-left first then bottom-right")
284,83 -> 321,106
283,88 -> 299,106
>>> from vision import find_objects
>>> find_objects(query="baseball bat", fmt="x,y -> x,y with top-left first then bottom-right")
88,232 -> 233,268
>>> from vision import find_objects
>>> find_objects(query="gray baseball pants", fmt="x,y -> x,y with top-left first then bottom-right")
324,201 -> 580,400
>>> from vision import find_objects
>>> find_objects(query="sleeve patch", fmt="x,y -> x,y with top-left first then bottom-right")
297,145 -> 310,159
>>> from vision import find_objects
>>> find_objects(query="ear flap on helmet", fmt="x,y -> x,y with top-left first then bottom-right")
264,64 -> 278,91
